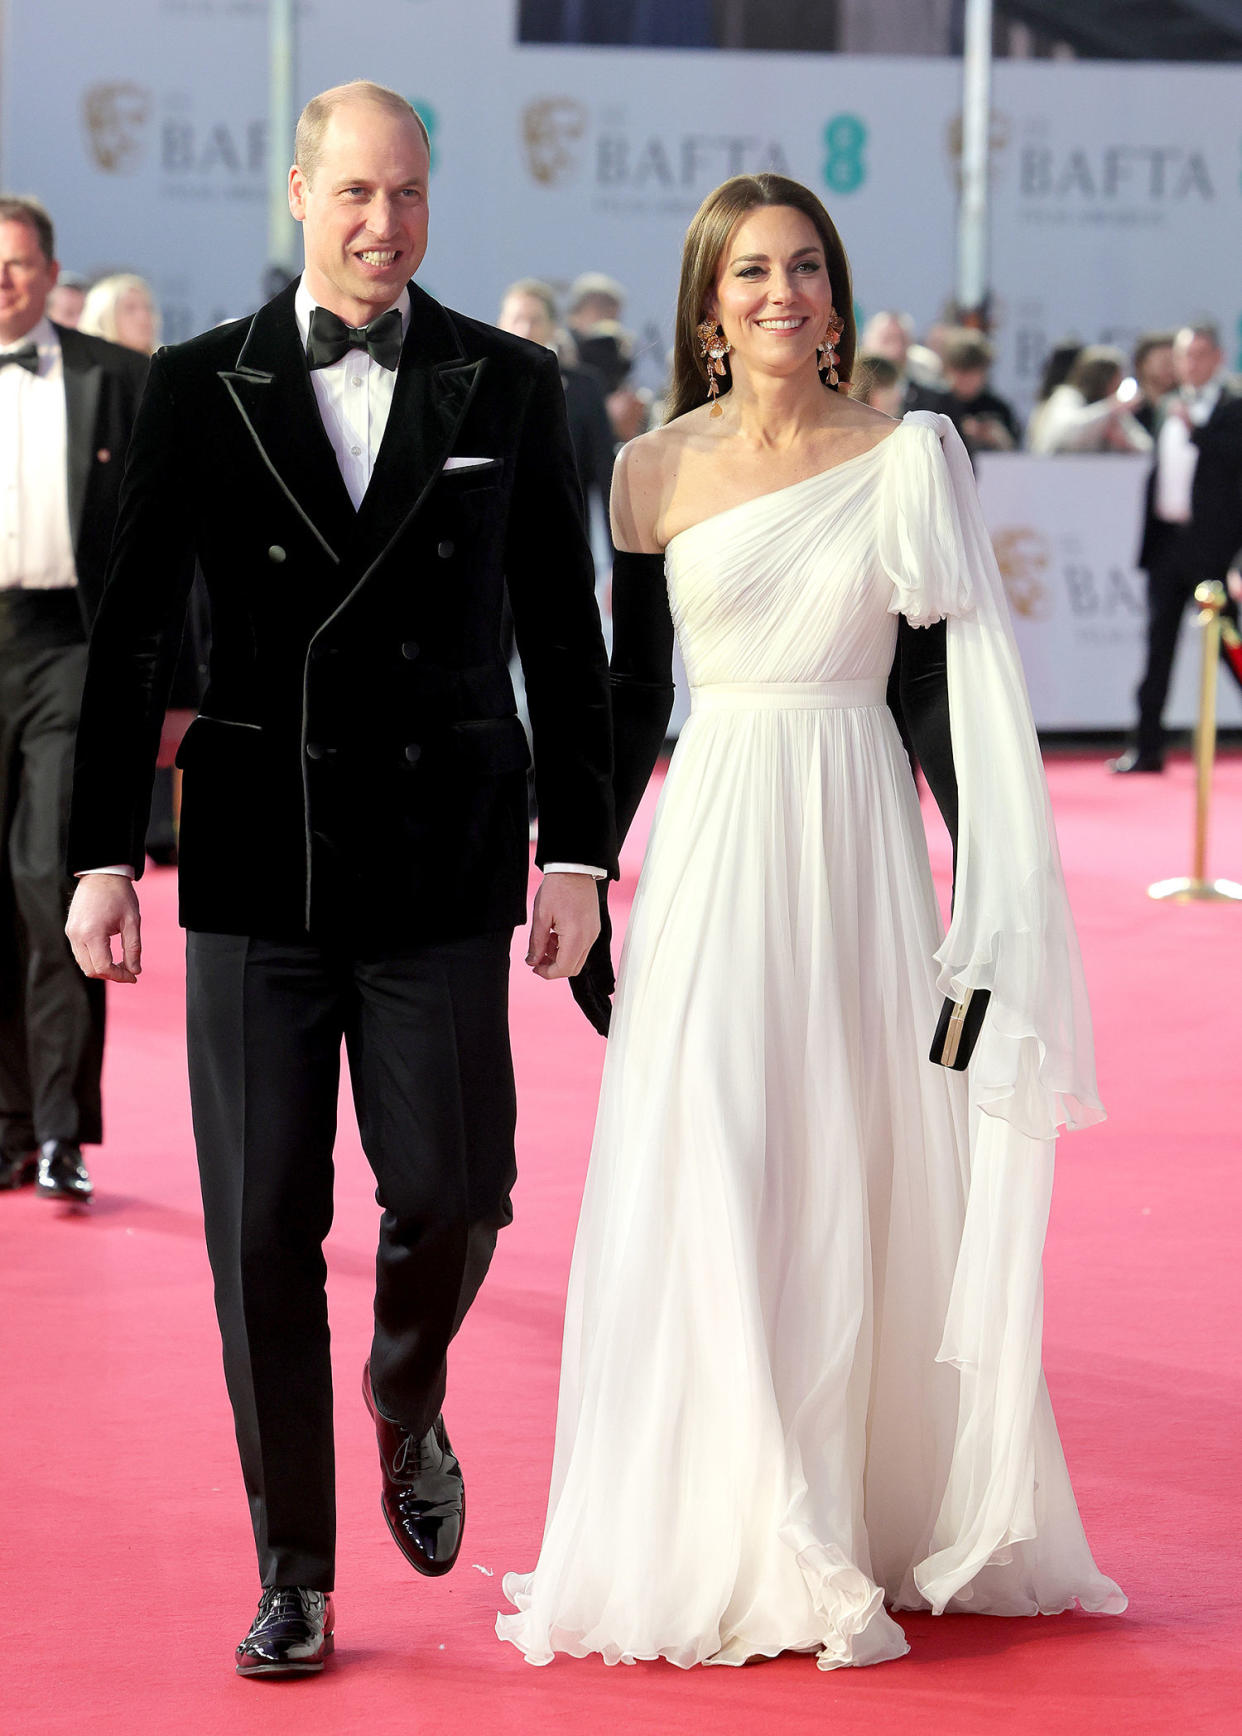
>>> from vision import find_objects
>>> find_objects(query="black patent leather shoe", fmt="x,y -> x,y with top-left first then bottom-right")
0,1150 -> 37,1190
1107,748 -> 1164,774
235,1586 -> 334,1677
35,1142 -> 93,1202
362,1361 -> 465,1577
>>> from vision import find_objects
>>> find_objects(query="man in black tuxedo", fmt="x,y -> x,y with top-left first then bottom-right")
0,196 -> 147,1201
66,83 -> 615,1675
1111,322 -> 1242,772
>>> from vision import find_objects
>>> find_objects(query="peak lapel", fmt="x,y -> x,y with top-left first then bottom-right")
353,286 -> 486,568
217,284 -> 355,564
58,327 -> 102,546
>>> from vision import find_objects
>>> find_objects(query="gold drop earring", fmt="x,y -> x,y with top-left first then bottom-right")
696,320 -> 731,416
817,308 -> 845,388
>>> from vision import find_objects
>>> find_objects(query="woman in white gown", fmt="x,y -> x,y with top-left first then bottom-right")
498,176 -> 1126,1672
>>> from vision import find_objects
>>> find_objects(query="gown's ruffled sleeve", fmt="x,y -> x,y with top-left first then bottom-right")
878,411 -> 1103,1141
877,412 -> 1117,1618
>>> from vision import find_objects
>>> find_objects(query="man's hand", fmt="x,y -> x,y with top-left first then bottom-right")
66,875 -> 143,985
526,872 -> 601,981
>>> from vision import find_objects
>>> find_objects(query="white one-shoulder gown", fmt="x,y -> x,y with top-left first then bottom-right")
498,413 -> 1126,1671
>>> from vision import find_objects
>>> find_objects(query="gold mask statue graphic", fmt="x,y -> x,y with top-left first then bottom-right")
992,526 -> 1053,621
522,97 -> 588,187
83,82 -> 153,174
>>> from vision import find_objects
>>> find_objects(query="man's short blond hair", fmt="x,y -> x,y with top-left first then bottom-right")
294,81 -> 430,185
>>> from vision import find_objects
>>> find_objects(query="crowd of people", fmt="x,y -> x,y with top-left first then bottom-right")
853,308 -> 1160,456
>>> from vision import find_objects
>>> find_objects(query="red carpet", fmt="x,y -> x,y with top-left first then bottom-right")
2,755 -> 1239,1735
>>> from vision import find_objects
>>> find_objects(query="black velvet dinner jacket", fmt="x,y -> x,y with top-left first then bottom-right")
1188,393 -> 1242,584
51,323 -> 149,630
1137,381 -> 1242,578
68,280 -> 616,942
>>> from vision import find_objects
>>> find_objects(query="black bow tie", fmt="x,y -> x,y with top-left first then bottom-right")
0,344 -> 39,374
306,306 -> 402,373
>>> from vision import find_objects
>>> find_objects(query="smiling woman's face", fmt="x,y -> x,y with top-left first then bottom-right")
708,204 -> 833,384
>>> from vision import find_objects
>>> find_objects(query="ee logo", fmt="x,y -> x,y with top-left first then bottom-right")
411,99 -> 438,172
823,115 -> 867,193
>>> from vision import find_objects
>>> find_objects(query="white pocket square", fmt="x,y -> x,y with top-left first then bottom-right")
443,456 -> 496,470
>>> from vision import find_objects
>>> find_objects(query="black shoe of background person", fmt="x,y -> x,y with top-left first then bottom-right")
235,1586 -> 334,1677
35,1142 -> 94,1202
362,1361 -> 465,1577
0,1150 -> 38,1190
1106,748 -> 1165,774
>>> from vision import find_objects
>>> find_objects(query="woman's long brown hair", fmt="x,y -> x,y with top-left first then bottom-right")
665,174 -> 856,424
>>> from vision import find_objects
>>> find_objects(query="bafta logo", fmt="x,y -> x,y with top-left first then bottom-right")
82,82 -> 152,174
945,108 -> 1010,187
992,526 -> 1053,620
522,97 -> 588,187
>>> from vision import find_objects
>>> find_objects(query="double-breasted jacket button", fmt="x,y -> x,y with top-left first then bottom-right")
436,539 -> 455,560
401,639 -> 420,662
404,743 -> 422,765
305,741 -> 326,761
268,545 -> 286,563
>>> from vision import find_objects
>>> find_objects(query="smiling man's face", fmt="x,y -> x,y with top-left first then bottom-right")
289,100 -> 429,326
0,218 -> 58,345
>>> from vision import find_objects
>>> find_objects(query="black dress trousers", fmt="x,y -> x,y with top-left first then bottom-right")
185,927 -> 517,1591
0,597 -> 105,1158
1136,521 -> 1242,757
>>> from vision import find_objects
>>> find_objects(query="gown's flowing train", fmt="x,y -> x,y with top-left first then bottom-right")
498,414 -> 1126,1670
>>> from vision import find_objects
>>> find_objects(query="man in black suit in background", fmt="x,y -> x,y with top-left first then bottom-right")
65,83 -> 615,1675
0,197 -> 147,1201
1111,322 -> 1242,772
497,278 -> 616,535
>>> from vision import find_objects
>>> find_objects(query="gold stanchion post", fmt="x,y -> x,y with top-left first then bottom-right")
1149,581 -> 1242,903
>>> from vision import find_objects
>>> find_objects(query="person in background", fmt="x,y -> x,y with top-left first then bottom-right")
79,271 -> 200,862
45,270 -> 89,328
498,278 -> 616,532
575,320 -> 650,442
849,352 -> 904,417
566,271 -> 624,336
567,272 -> 651,442
857,308 -> 911,367
940,329 -> 1020,452
78,273 -> 160,354
1130,331 -> 1176,438
1110,321 -> 1242,772
1028,346 -> 1152,455
1024,340 -> 1081,450
498,279 -> 618,827
0,196 -> 148,1201
857,308 -> 945,411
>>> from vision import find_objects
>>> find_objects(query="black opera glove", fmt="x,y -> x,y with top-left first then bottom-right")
570,883 -> 614,1036
569,550 -> 675,1036
892,616 -> 989,1069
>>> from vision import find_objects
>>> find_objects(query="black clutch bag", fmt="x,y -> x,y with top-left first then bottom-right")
929,988 -> 991,1070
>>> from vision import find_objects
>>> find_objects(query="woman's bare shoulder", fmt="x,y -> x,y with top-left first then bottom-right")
837,395 -> 902,432
611,421 -> 695,553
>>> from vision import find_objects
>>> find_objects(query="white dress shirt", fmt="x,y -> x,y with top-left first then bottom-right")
85,284 -> 605,882
0,316 -> 77,590
295,279 -> 409,511
1154,379 -> 1222,524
